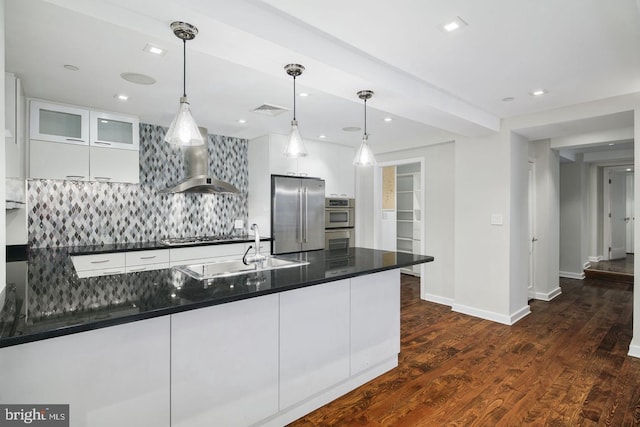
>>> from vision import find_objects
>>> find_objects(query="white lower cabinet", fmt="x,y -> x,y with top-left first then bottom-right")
350,269 -> 400,375
0,317 -> 170,427
279,279 -> 351,410
171,295 -> 279,427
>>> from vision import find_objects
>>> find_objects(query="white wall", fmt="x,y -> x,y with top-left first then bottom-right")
529,139 -> 561,300
453,133 -> 513,323
630,108 -> 640,358
508,132 -> 530,316
0,0 -> 7,297
559,155 -> 588,278
373,143 -> 455,304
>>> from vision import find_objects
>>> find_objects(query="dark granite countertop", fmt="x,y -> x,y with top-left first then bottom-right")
0,246 -> 433,348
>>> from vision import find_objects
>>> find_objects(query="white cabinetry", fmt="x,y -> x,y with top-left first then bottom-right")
350,269 -> 400,375
90,146 -> 139,183
30,139 -> 90,181
30,100 -> 89,145
171,294 -> 279,427
72,249 -> 171,277
28,99 -> 139,184
279,279 -> 351,409
0,316 -> 171,427
125,249 -> 170,272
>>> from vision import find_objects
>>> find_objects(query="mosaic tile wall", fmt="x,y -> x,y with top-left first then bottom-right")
27,123 -> 249,248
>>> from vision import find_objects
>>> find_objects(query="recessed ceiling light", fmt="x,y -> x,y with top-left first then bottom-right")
299,92 -> 309,97
120,72 -> 156,85
143,43 -> 166,56
63,64 -> 79,71
319,135 -> 326,139
114,94 -> 129,101
442,16 -> 467,32
627,168 -> 632,172
342,126 -> 361,132
100,119 -> 109,123
238,119 -> 247,124
530,89 -> 548,96
383,117 -> 393,122
502,97 -> 515,102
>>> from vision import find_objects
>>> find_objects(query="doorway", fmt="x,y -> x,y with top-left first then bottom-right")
603,166 -> 634,261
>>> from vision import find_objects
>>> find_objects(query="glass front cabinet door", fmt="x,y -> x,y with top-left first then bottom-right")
90,111 -> 139,150
29,100 -> 89,145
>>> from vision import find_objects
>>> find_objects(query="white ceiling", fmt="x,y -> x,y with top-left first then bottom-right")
5,0 -> 640,152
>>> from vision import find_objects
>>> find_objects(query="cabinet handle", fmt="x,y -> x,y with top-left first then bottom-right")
139,256 -> 156,260
66,138 -> 85,143
128,267 -> 147,272
90,259 -> 111,264
94,141 -> 112,146
340,194 -> 347,197
66,175 -> 85,179
286,172 -> 296,176
94,177 -> 112,181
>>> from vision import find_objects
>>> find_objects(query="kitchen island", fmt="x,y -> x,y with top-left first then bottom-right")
0,244 -> 433,427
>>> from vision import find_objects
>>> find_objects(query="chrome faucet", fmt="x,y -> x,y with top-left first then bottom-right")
242,223 -> 267,268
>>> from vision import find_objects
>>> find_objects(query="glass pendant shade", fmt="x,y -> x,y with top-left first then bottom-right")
284,119 -> 307,157
165,96 -> 205,146
353,134 -> 376,166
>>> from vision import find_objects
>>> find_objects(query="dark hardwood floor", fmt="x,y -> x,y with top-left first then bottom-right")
585,255 -> 634,283
289,274 -> 640,426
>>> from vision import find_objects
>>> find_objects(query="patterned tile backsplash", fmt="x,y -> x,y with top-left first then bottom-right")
28,123 -> 249,248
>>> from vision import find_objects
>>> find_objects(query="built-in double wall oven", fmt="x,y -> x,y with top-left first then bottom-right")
325,198 -> 355,251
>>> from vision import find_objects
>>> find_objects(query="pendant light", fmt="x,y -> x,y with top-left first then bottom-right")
283,64 -> 307,157
353,90 -> 377,166
165,21 -> 205,146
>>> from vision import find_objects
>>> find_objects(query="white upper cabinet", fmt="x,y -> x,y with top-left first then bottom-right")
28,99 -> 140,184
30,100 -> 89,145
90,111 -> 139,150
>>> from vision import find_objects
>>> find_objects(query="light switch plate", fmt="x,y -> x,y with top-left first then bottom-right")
491,214 -> 503,225
234,219 -> 244,229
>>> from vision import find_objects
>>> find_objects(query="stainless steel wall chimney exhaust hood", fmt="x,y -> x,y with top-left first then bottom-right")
160,128 -> 240,194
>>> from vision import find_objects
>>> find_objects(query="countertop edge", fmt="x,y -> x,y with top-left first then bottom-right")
0,256 -> 433,348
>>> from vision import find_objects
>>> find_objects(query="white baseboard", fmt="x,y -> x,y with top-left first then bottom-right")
560,271 -> 585,280
422,293 -> 454,307
532,287 -> 562,302
588,255 -> 603,262
628,339 -> 640,359
452,303 -> 531,326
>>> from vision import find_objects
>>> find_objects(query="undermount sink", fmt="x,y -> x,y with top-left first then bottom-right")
173,256 -> 309,281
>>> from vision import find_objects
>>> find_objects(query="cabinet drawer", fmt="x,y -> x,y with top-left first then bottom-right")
126,249 -> 170,267
76,266 -> 126,279
125,263 -> 169,273
71,253 -> 126,272
169,244 -> 246,263
30,140 -> 89,181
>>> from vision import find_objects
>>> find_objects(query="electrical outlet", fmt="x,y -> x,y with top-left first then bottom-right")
234,219 -> 244,229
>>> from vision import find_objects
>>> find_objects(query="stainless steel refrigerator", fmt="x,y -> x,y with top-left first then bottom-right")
271,175 -> 326,254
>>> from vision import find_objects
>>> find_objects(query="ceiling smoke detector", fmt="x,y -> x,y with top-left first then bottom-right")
251,103 -> 290,117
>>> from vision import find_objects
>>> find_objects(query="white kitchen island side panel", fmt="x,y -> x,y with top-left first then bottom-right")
171,294 -> 280,427
0,316 -> 170,427
279,279 -> 351,410
351,269 -> 401,375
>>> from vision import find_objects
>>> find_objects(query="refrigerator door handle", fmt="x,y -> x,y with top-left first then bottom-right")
298,187 -> 303,244
303,187 -> 308,243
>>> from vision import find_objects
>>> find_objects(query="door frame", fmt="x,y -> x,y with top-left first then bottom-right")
528,160 -> 536,299
603,165 -> 632,260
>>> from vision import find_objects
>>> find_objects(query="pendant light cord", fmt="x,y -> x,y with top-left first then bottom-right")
182,39 -> 187,97
363,98 -> 367,137
293,75 -> 297,121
